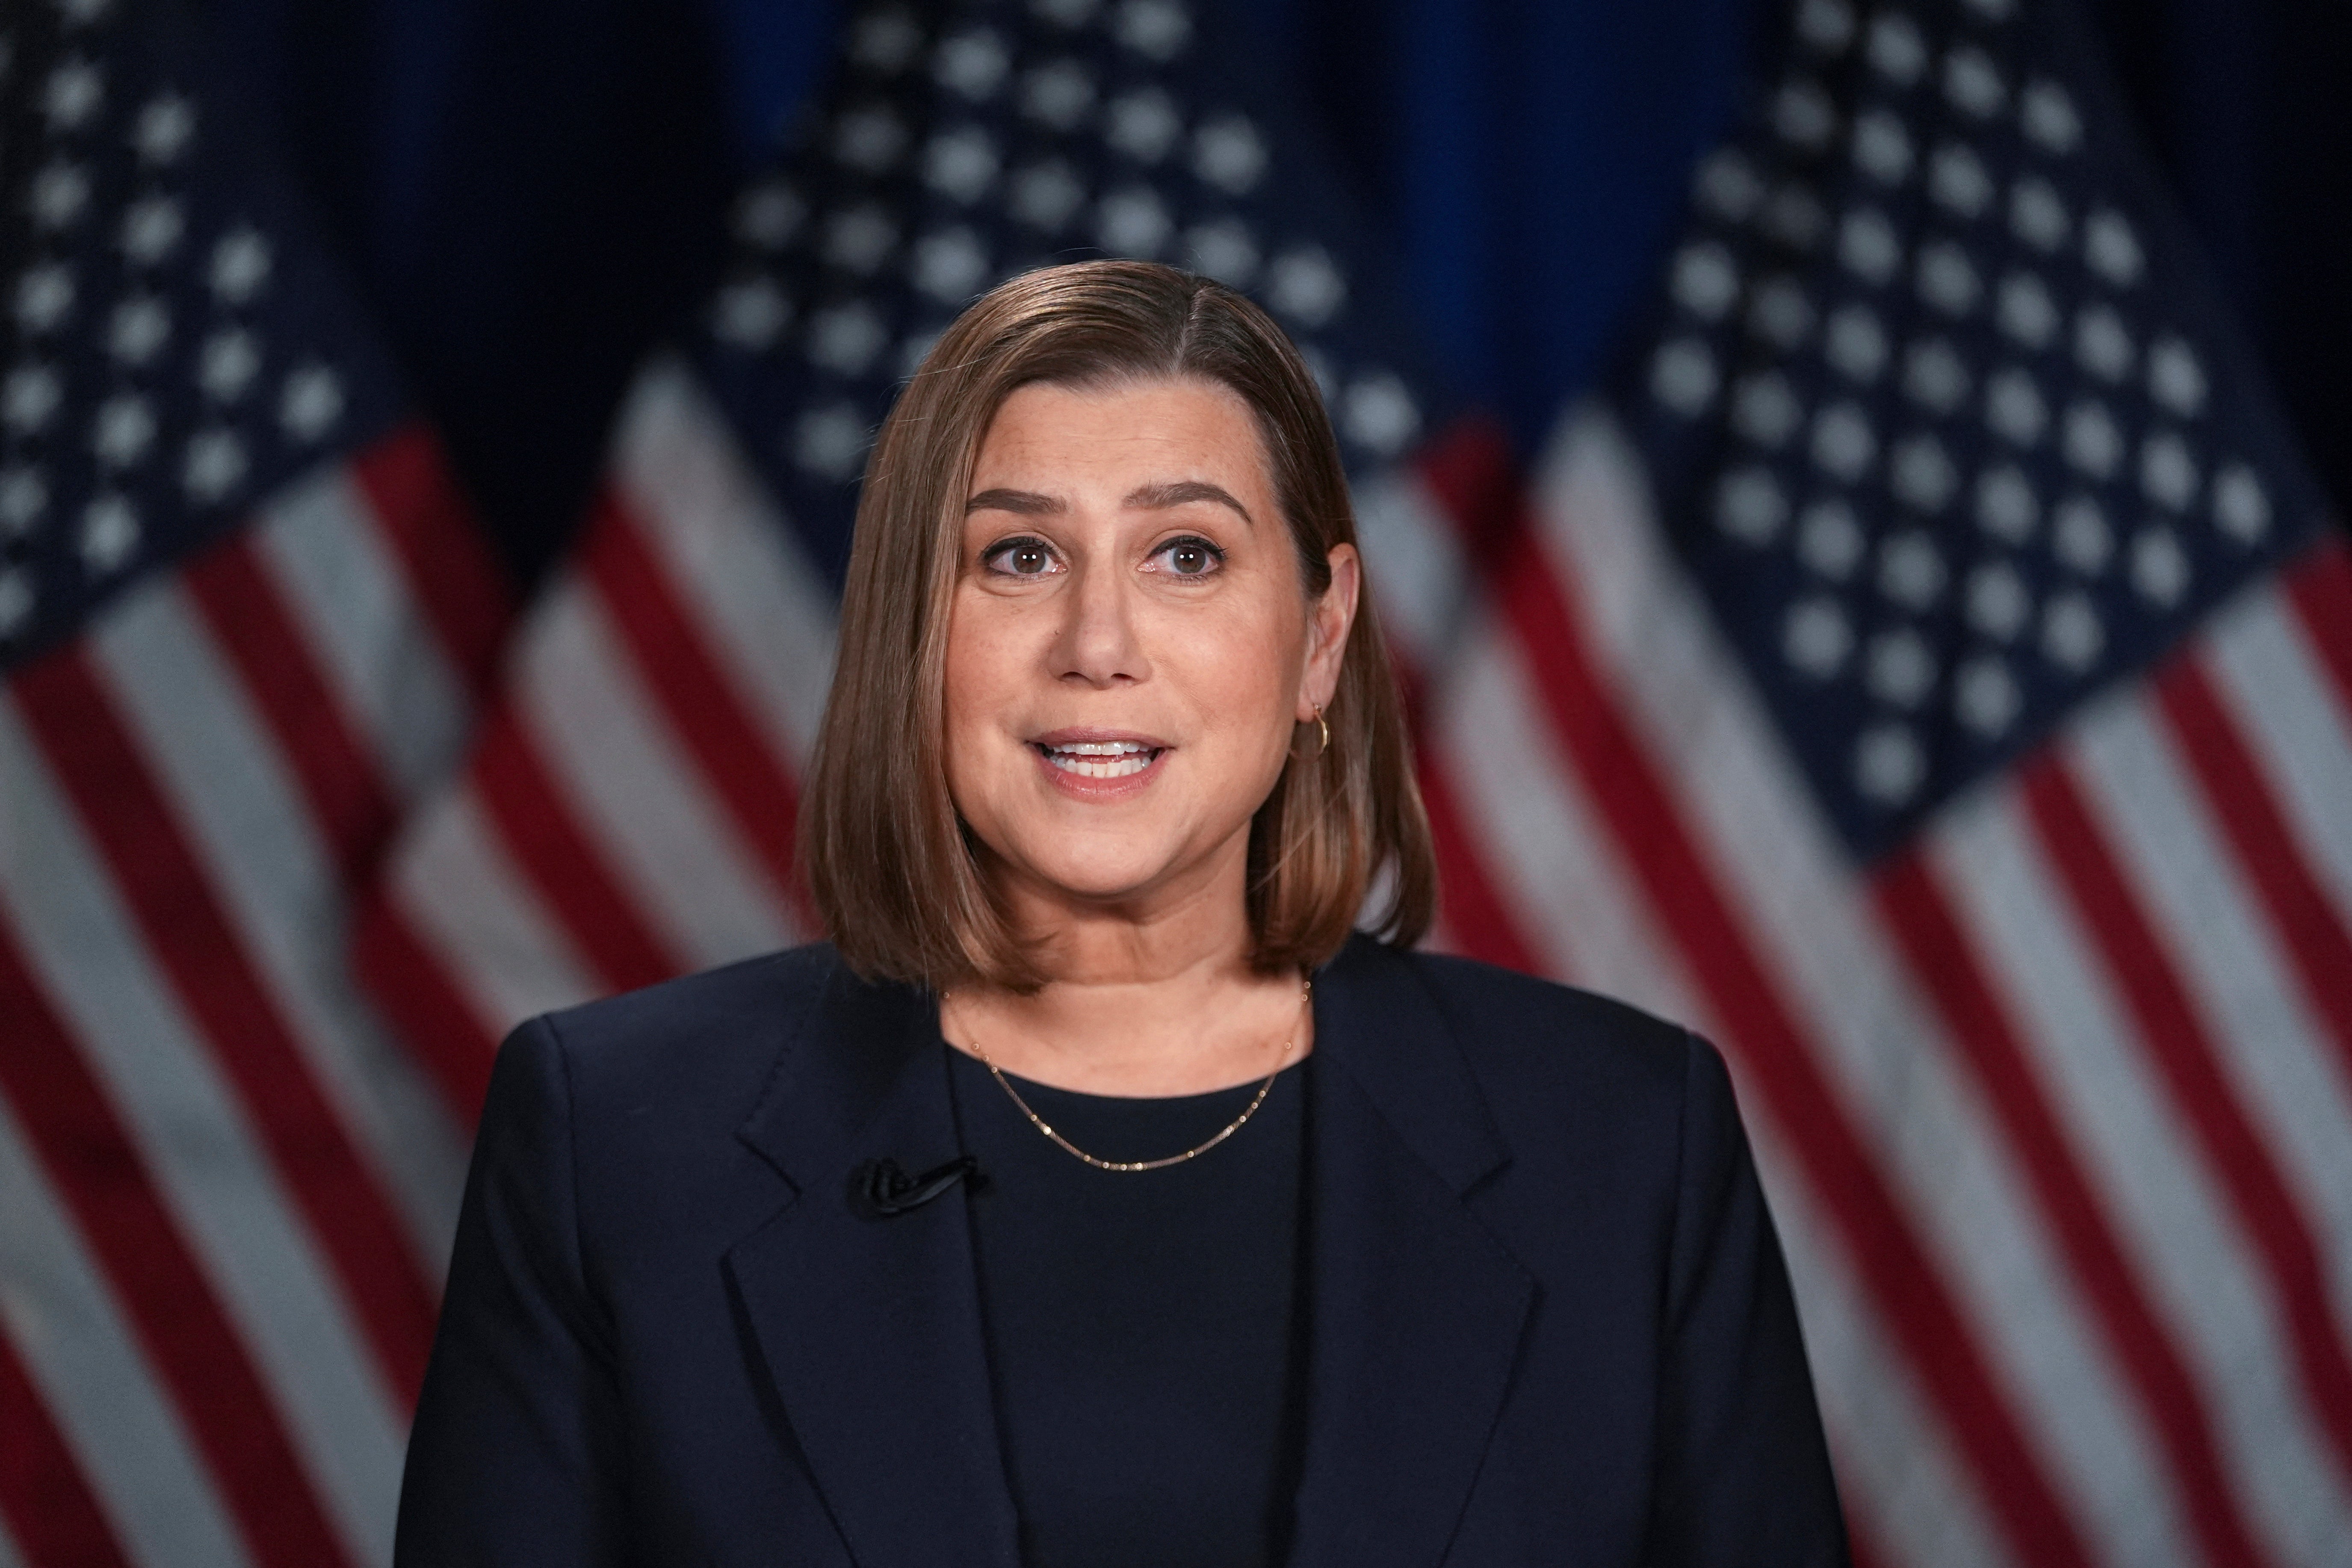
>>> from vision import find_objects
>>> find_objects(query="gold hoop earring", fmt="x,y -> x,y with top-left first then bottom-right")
1312,703 -> 1330,756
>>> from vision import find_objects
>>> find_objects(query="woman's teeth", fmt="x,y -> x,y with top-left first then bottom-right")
1043,741 -> 1157,779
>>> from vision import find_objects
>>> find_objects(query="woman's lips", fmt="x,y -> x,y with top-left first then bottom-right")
1039,739 -> 1159,779
1028,732 -> 1169,795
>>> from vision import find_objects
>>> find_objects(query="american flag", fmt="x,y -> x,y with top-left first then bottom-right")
0,1 -> 506,1563
1555,1 -> 2352,1563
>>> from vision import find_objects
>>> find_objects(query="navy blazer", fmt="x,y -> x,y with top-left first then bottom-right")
396,935 -> 1847,1567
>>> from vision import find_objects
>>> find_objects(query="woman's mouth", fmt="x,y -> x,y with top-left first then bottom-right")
1034,739 -> 1164,779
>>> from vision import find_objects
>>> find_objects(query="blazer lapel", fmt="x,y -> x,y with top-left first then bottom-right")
724,959 -> 1021,1568
1289,940 -> 1537,1568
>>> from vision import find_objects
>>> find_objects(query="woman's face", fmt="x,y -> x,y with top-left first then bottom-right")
944,376 -> 1357,920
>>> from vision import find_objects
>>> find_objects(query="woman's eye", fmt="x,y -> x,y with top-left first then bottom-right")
1151,537 -> 1223,577
985,538 -> 1060,577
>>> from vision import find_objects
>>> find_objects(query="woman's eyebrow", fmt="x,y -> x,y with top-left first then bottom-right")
964,487 -> 1062,515
1123,479 -> 1253,526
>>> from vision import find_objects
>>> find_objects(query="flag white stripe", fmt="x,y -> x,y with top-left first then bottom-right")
1530,405 -> 2188,1568
1743,1109 -> 2015,1568
1931,781 -> 2325,1565
1354,466 -> 1473,668
518,585 -> 793,968
0,1092 -> 251,1568
251,466 -> 471,805
2060,704 -> 2352,1562
390,787 -> 603,1039
94,582 -> 467,1280
2203,593 -> 2352,945
1435,620 -> 1705,1031
2074,688 -> 2352,1314
0,697 -> 396,1566
612,363 -> 837,762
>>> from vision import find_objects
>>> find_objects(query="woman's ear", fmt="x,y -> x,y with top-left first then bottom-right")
1299,542 -> 1361,721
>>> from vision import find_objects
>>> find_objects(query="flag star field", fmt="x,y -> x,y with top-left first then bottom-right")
1620,0 -> 2322,857
0,0 -> 401,668
688,0 -> 1435,587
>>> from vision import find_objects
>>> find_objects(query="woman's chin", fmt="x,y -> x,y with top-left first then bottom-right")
995,840 -> 1220,913
1027,863 -> 1183,909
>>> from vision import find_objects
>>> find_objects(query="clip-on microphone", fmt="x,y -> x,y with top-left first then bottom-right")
848,1155 -> 984,1219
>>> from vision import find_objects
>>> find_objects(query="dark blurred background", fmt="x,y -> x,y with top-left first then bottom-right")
196,0 -> 2352,590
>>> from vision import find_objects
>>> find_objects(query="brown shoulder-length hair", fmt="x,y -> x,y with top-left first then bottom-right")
799,259 -> 1435,991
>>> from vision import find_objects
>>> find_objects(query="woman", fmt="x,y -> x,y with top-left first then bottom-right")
397,260 -> 1847,1567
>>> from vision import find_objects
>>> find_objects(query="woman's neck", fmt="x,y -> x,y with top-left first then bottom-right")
940,856 -> 1313,1097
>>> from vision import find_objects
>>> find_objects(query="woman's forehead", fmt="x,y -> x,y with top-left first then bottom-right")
970,377 -> 1274,494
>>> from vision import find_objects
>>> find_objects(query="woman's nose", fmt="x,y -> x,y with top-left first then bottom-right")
1052,557 -> 1150,687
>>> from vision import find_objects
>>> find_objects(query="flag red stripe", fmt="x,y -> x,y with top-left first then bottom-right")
2281,536 -> 2352,723
1842,1511 -> 1891,1568
2159,654 -> 2352,1092
1415,419 -> 2095,1568
0,918 -> 358,1568
468,701 -> 682,994
181,534 -> 399,884
182,525 -> 507,1122
1391,656 -> 1549,974
1415,751 -> 1547,975
349,886 -> 506,1128
1875,850 -> 2272,1568
347,425 -> 512,700
2018,753 -> 2352,1488
11,650 -> 437,1408
578,490 -> 811,925
0,1322 -> 133,1568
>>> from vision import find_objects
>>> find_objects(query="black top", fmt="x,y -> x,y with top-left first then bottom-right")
946,1045 -> 1310,1568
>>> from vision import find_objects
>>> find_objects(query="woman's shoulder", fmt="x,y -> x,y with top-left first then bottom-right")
508,942 -> 851,1115
1339,937 -> 1713,1116
1345,942 -> 1746,1228
1398,945 -> 1690,1044
534,942 -> 840,1046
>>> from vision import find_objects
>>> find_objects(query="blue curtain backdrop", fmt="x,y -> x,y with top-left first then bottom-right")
196,0 -> 2351,586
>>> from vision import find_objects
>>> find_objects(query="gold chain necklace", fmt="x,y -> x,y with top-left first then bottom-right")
957,976 -> 1312,1173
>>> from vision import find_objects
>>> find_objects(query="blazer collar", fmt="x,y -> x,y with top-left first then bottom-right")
727,956 -> 1024,1568
726,939 -> 1534,1568
1288,936 -> 1535,1568
1306,934 -> 1512,1195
